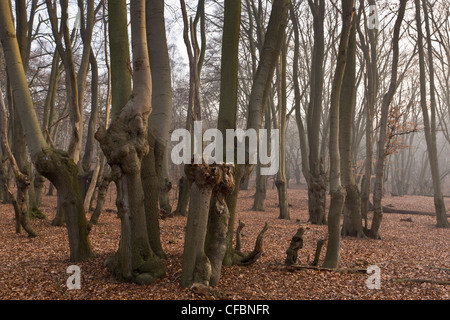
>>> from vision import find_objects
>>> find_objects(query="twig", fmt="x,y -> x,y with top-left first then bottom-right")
392,278 -> 450,285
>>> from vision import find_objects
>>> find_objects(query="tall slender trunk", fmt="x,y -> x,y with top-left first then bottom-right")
141,0 -> 174,259
358,0 -> 378,225
416,0 -> 449,228
322,0 -> 355,269
276,36 -> 289,220
370,0 -> 407,239
306,0 -> 327,225
339,15 -> 365,238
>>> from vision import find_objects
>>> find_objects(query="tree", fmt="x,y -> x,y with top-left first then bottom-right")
370,0 -> 407,239
95,0 -> 166,284
141,0 -> 174,260
357,0 -> 378,225
322,0 -> 355,269
0,83 -> 37,237
339,9 -> 365,238
306,0 -> 327,225
181,0 -> 241,288
223,0 -> 291,266
415,0 -> 449,228
0,0 -> 93,262
275,36 -> 290,220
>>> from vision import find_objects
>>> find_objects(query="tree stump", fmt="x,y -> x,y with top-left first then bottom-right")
285,227 -> 304,266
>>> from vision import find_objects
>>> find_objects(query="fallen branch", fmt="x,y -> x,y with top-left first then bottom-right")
426,265 -> 450,272
369,201 -> 450,217
311,239 -> 326,267
392,278 -> 450,285
287,265 -> 367,273
235,222 -> 269,266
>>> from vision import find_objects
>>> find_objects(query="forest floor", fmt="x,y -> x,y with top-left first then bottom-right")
0,182 -> 449,300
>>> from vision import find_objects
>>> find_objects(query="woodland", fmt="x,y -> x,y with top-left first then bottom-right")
0,0 -> 449,301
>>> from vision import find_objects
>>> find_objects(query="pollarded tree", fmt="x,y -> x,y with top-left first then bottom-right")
0,1 -> 93,262
95,0 -> 166,284
181,0 -> 241,288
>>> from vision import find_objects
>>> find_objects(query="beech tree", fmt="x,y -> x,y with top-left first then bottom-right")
322,0 -> 355,269
0,0 -> 93,262
415,0 -> 449,228
95,0 -> 166,284
223,0 -> 291,266
370,0 -> 407,239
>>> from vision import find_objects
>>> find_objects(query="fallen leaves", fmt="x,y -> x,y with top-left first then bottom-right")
0,183 -> 448,300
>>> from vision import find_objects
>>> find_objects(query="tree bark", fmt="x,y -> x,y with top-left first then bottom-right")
96,0 -> 166,283
140,0 -> 174,259
276,35 -> 290,220
306,0 -> 327,225
223,0 -> 290,267
0,1 -> 93,262
370,0 -> 407,239
416,0 -> 449,228
181,163 -> 222,288
339,15 -> 365,238
322,0 -> 355,269
0,84 -> 37,237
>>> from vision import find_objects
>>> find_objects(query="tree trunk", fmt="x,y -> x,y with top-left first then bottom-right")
181,163 -> 222,288
416,0 -> 449,228
108,0 -> 132,120
0,1 -> 93,262
89,165 -> 111,225
370,0 -> 407,239
205,165 -> 235,286
140,0 -> 174,259
322,0 -> 355,269
0,84 -> 37,237
276,36 -> 289,220
95,0 -> 166,283
223,0 -> 291,266
358,0 -> 379,226
339,15 -> 365,238
306,0 -> 327,225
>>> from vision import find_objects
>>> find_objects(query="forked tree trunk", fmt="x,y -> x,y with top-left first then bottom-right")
0,1 -> 93,262
223,0 -> 290,266
181,163 -> 222,287
95,0 -> 166,284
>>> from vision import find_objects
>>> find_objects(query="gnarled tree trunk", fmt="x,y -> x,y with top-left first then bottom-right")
95,0 -> 166,284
